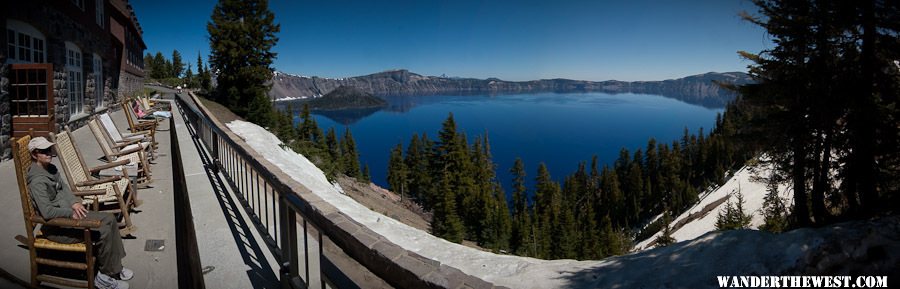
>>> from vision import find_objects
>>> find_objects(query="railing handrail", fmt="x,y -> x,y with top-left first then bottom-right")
175,92 -> 506,289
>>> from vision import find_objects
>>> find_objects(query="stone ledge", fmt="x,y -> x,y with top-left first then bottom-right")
353,230 -> 380,249
396,254 -> 438,281
372,241 -> 404,261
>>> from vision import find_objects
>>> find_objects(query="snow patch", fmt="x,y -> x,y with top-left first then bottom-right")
634,162 -> 794,251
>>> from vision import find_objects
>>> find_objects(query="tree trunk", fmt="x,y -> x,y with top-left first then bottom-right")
792,137 -> 810,226
852,0 -> 878,214
812,131 -> 831,225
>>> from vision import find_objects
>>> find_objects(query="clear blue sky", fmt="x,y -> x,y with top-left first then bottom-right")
132,0 -> 769,81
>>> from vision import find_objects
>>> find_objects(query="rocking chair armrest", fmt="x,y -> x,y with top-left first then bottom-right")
122,130 -> 151,138
89,159 -> 130,173
114,146 -> 143,156
137,119 -> 160,126
133,122 -> 156,130
33,216 -> 102,229
113,138 -> 142,147
76,175 -> 121,187
72,189 -> 107,197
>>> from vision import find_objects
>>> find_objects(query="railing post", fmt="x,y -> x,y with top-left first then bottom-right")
212,132 -> 220,173
279,194 -> 299,289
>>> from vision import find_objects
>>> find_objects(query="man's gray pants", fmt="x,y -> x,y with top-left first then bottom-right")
44,211 -> 126,275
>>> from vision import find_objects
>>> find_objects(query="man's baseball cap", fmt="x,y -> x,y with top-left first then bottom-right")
28,137 -> 55,152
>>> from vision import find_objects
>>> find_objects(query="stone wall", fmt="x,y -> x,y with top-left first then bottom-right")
118,71 -> 143,98
1,55 -> 9,159
53,70 -> 68,133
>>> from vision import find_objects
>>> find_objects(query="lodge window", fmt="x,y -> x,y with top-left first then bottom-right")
66,42 -> 84,117
95,0 -> 105,28
5,20 -> 46,64
93,54 -> 104,108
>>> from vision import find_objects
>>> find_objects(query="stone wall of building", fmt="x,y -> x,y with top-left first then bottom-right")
118,71 -> 143,98
3,2 -> 143,160
53,70 -> 68,133
1,55 -> 10,159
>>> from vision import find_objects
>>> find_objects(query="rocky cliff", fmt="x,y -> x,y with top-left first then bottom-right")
269,70 -> 752,107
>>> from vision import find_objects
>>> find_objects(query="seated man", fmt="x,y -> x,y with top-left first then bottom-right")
26,137 -> 134,289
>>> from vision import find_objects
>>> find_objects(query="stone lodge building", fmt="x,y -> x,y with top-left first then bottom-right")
1,0 -> 146,159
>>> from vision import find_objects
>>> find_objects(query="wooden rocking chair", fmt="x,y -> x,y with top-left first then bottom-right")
99,112 -> 157,151
139,96 -> 169,113
13,134 -> 105,289
87,117 -> 153,186
51,129 -> 137,231
121,99 -> 160,134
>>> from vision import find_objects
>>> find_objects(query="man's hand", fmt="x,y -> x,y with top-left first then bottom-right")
71,203 -> 88,220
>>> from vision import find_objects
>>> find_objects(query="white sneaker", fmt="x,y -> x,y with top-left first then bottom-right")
119,268 -> 134,281
95,272 -> 130,289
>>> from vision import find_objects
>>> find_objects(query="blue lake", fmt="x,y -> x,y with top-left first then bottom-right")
284,92 -> 723,192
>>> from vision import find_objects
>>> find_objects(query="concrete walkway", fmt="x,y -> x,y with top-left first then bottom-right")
0,87 -> 279,288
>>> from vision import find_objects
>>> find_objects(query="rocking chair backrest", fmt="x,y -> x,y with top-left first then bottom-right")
140,97 -> 152,111
121,99 -> 139,129
99,113 -> 125,142
12,135 -> 38,236
50,129 -> 91,192
88,118 -> 116,159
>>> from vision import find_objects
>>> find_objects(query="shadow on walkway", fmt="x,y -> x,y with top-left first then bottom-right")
179,101 -> 279,289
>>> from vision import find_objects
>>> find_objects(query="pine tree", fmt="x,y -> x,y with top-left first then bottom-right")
341,127 -> 361,178
171,49 -> 184,78
624,162 -> 644,224
184,64 -> 195,88
577,197 -> 602,259
196,53 -> 211,93
362,164 -> 371,183
152,52 -> 167,79
325,127 -> 341,164
246,94 -> 274,128
273,105 -> 296,143
407,133 -> 435,208
486,181 -> 512,253
432,172 -> 464,243
207,0 -> 280,119
386,143 -> 409,199
715,191 -> 752,231
297,104 -> 316,141
655,209 -> 676,247
558,202 -> 578,259
533,163 -> 560,258
509,158 -> 533,256
760,175 -> 788,233
599,166 -> 623,226
599,214 -> 626,257
144,53 -> 154,78
465,138 -> 491,244
196,53 -> 204,77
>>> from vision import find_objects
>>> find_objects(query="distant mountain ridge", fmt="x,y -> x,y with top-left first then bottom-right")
269,70 -> 752,107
